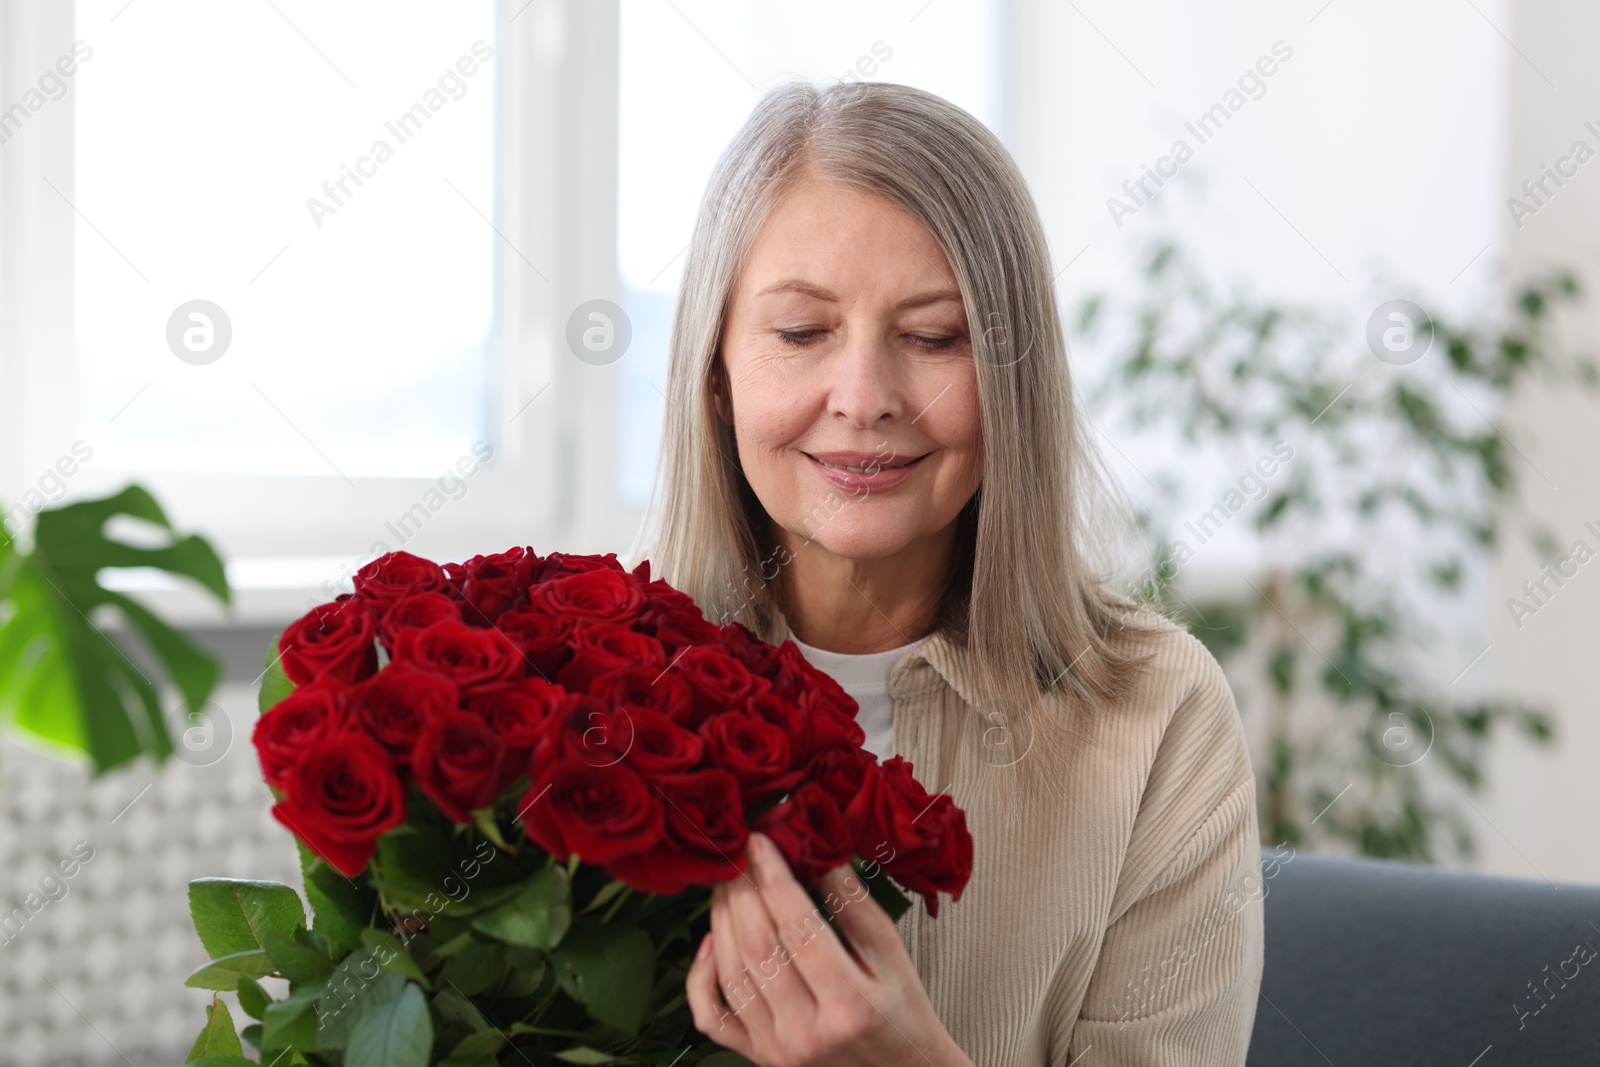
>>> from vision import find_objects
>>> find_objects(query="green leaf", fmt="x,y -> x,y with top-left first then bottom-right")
187,1058 -> 256,1067
315,951 -> 405,1049
578,878 -> 630,916
299,838 -> 375,955
471,867 -> 570,948
360,928 -> 432,988
375,817 -> 455,908
262,929 -> 335,985
261,981 -> 325,1051
471,806 -> 511,850
189,878 -> 307,959
185,949 -> 275,990
235,975 -> 270,1021
187,995 -> 243,1061
0,484 -> 230,774
854,858 -> 912,924
553,1049 -> 618,1064
430,987 -> 489,1033
549,920 -> 655,1035
345,983 -> 431,1067
440,940 -> 505,997
259,635 -> 295,713
448,1029 -> 506,1058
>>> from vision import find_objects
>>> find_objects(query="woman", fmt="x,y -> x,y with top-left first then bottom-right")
634,81 -> 1263,1066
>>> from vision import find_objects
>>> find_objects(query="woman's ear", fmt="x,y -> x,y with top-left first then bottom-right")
710,360 -> 734,426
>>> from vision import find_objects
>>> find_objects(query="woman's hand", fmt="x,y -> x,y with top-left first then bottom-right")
685,830 -> 975,1067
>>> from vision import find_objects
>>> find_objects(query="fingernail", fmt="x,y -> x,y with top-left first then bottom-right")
697,932 -> 713,960
749,831 -> 771,863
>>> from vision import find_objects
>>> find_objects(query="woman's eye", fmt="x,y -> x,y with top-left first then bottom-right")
909,334 -> 958,351
776,328 -> 821,347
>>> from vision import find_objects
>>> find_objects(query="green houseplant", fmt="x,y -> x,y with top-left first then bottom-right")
1074,238 -> 1598,863
0,484 -> 230,775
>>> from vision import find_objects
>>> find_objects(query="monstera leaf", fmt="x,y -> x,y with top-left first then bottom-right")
0,485 -> 230,774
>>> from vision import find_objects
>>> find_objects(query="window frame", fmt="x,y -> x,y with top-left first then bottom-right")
0,0 -> 638,623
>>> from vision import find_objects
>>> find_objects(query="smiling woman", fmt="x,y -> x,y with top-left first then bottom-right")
635,81 -> 1263,1066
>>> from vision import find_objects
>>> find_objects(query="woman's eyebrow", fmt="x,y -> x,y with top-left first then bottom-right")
754,278 -> 963,310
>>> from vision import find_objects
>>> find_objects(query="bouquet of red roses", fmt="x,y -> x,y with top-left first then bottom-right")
181,548 -> 972,1067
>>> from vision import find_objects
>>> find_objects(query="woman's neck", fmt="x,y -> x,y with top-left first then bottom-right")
772,522 -> 952,654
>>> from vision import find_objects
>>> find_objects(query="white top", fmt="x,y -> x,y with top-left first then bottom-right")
788,633 -> 932,762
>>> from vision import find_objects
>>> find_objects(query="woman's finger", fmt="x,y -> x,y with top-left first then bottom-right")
746,831 -> 863,993
686,930 -> 750,1049
711,879 -> 774,1037
814,862 -> 905,976
725,834 -> 819,1020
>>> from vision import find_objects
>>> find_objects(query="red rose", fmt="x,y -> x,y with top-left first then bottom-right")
494,607 -> 574,682
529,569 -> 645,626
377,592 -> 462,657
794,688 -> 867,757
588,664 -> 695,725
556,622 -> 665,692
779,642 -> 858,721
353,551 -> 447,605
607,770 -> 749,893
745,688 -> 830,770
617,707 -> 705,776
639,577 -> 696,611
519,757 -> 664,866
803,746 -> 878,841
463,679 -> 573,778
698,709 -> 794,800
412,709 -> 506,823
345,665 -> 458,766
766,640 -> 820,702
644,604 -> 720,657
279,600 -> 377,686
453,548 -> 537,625
535,552 -> 625,580
270,732 -> 406,877
754,781 -> 854,884
253,684 -> 347,788
672,645 -> 766,729
720,621 -> 778,677
529,696 -> 638,773
393,618 -> 525,691
850,756 -> 973,918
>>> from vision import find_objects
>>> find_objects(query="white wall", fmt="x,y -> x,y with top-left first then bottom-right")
1482,0 -> 1600,886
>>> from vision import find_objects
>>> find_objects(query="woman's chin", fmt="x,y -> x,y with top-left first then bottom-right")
788,519 -> 924,563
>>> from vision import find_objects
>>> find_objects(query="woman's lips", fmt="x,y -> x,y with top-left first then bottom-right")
804,450 -> 929,493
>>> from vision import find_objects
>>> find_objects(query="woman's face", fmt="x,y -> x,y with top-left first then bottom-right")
715,173 -> 983,563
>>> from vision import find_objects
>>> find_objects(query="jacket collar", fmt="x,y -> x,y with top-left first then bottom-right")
774,614 -> 983,711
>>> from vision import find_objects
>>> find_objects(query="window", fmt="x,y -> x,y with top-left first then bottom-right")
72,2 -> 497,478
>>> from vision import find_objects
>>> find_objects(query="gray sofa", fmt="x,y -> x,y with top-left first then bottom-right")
1248,849 -> 1600,1064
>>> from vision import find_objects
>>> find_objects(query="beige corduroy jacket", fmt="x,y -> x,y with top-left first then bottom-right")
779,614 -> 1265,1066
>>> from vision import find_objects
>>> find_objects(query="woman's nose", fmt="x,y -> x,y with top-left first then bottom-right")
828,325 -> 902,429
